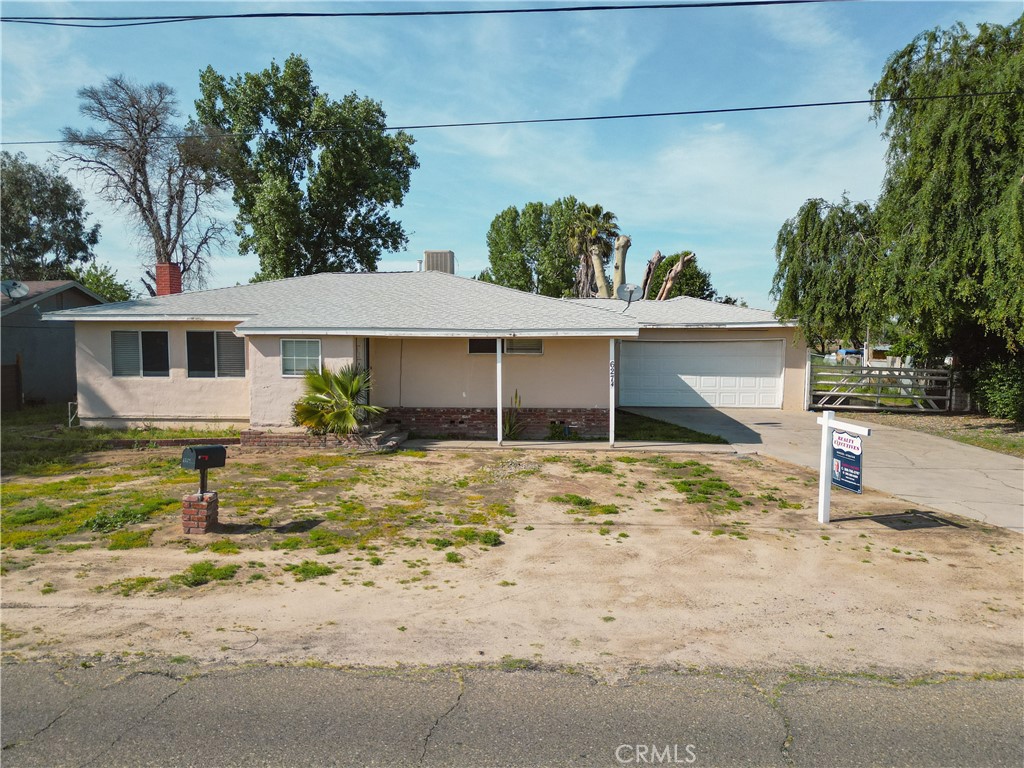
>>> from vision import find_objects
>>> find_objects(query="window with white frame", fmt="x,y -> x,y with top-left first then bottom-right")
187,331 -> 245,378
111,330 -> 169,377
281,339 -> 321,376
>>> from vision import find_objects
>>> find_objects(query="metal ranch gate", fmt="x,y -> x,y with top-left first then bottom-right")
809,363 -> 952,412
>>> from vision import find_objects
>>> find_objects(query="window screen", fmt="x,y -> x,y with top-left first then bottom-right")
111,331 -> 141,376
505,338 -> 543,354
111,331 -> 168,377
282,339 -> 321,375
187,331 -> 245,378
216,332 -> 245,377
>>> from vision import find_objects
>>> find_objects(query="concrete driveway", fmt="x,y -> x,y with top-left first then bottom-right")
625,407 -> 1024,533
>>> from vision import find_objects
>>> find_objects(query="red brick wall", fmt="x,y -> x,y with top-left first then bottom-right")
383,407 -> 608,440
155,262 -> 182,296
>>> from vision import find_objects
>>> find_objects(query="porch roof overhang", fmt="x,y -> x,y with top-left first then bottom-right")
234,326 -> 639,338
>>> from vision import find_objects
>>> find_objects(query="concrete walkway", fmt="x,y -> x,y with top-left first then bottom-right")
626,407 -> 1024,533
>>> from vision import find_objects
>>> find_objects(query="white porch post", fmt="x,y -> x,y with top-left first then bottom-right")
609,338 -> 616,447
496,340 -> 503,446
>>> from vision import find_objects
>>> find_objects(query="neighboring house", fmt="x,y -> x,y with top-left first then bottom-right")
1,281 -> 106,410
46,263 -> 807,442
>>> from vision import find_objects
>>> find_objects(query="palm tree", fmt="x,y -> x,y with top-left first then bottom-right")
569,203 -> 619,298
293,364 -> 386,436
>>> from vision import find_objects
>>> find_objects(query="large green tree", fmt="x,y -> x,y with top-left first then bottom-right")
196,54 -> 419,281
68,262 -> 137,303
771,197 -> 876,354
869,17 -> 1023,359
478,196 -> 619,297
645,252 -> 715,302
0,151 -> 100,281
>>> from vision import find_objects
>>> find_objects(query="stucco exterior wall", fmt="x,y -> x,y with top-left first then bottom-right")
247,335 -> 358,427
633,326 -> 808,410
369,337 -> 611,409
74,321 -> 249,428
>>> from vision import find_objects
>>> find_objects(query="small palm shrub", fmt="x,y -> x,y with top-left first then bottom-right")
293,364 -> 386,436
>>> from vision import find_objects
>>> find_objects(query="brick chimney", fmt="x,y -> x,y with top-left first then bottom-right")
155,262 -> 182,296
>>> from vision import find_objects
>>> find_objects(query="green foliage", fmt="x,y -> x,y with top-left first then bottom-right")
85,501 -> 170,532
283,560 -> 335,581
568,202 -> 619,297
645,252 -> 716,301
868,18 -> 1023,356
108,530 -> 153,550
172,560 -> 240,587
964,358 -> 1024,421
614,410 -> 728,443
67,262 -> 136,302
0,151 -> 100,280
293,364 -> 386,436
479,196 -> 618,297
771,197 -> 876,353
502,390 -> 526,440
196,54 -> 419,281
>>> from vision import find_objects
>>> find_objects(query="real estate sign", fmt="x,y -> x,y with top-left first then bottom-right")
831,430 -> 863,494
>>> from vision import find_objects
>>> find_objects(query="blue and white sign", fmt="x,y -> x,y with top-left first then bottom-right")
831,430 -> 863,494
816,411 -> 872,524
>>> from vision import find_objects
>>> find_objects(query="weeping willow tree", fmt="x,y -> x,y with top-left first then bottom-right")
868,16 -> 1024,362
771,197 -> 877,354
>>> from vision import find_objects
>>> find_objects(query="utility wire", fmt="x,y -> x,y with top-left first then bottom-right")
2,90 -> 1018,148
2,0 -> 860,29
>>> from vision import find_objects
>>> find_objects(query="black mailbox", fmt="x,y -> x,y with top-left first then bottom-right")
181,445 -> 227,471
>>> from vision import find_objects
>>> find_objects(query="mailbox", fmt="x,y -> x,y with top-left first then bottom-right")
181,445 -> 227,470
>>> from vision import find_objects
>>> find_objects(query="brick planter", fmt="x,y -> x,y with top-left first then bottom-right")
182,491 -> 219,534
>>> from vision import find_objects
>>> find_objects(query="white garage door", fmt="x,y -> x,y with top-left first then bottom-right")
619,340 -> 784,408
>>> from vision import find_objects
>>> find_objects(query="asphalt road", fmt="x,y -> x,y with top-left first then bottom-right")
2,661 -> 1021,767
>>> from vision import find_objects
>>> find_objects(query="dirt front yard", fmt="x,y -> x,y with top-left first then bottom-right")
2,445 -> 1021,678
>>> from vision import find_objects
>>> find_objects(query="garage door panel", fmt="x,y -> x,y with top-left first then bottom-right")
620,341 -> 783,408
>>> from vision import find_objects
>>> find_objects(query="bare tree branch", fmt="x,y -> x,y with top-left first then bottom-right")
60,75 -> 228,290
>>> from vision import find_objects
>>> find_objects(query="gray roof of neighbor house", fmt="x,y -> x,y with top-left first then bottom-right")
44,271 -> 641,338
1,280 -> 106,318
573,296 -> 791,328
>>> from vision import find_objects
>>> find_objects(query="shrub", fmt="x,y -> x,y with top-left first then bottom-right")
172,561 -> 240,587
293,364 -> 386,436
283,561 -> 335,581
966,358 -> 1024,421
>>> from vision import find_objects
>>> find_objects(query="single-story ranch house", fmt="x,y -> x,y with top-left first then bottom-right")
47,260 -> 808,444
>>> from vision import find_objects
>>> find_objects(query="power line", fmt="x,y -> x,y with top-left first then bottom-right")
2,90 -> 1018,148
2,1 -> 860,29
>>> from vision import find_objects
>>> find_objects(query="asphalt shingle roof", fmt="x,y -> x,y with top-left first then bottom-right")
46,271 -> 640,337
573,296 -> 787,326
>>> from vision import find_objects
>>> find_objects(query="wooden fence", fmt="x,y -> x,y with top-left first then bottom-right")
809,363 -> 952,412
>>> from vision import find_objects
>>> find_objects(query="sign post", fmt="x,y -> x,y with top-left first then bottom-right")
816,410 -> 871,524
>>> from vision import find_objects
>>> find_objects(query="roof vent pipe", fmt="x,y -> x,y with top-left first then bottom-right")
416,259 -> 423,272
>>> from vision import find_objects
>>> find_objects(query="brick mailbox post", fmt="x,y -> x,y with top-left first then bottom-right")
180,446 -> 227,534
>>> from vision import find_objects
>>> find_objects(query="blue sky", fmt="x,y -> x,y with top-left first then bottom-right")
2,1 -> 1020,308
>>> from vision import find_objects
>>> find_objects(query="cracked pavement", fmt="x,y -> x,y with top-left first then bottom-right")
2,661 -> 1021,767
